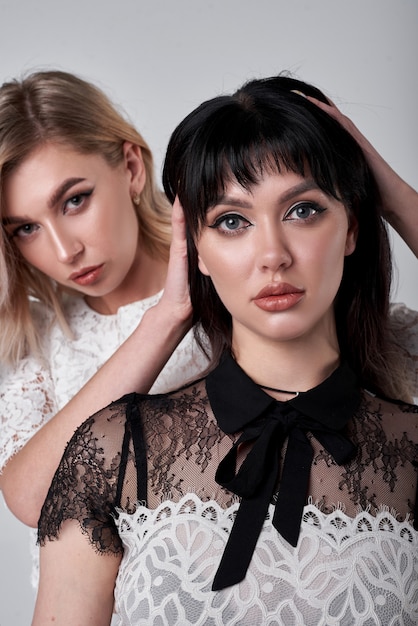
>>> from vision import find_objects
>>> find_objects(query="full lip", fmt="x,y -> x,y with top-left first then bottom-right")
253,282 -> 304,300
253,282 -> 305,312
69,264 -> 104,282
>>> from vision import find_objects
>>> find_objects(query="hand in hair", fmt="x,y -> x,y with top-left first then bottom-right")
308,95 -> 418,258
157,197 -> 193,330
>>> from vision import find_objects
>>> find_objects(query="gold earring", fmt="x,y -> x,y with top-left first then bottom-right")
132,193 -> 141,206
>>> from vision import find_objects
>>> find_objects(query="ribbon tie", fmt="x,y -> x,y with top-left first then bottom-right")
206,354 -> 360,591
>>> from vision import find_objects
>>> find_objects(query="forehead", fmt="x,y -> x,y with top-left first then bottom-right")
214,170 -> 323,203
3,143 -> 109,214
9,142 -> 104,178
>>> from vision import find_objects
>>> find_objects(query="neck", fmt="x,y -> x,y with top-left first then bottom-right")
232,330 -> 340,395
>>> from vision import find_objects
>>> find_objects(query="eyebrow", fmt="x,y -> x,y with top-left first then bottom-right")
212,179 -> 322,210
2,177 -> 87,227
2,215 -> 25,226
48,177 -> 86,208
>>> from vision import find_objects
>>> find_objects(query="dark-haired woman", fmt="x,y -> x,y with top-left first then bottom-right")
33,75 -> 418,626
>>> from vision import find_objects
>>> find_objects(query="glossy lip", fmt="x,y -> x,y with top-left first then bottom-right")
69,264 -> 104,286
253,282 -> 304,312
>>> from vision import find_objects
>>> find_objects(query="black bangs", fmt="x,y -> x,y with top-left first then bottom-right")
162,74 -> 392,393
163,88 -> 366,240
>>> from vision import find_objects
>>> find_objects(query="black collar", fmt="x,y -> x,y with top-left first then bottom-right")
207,352 -> 360,433
206,353 -> 361,591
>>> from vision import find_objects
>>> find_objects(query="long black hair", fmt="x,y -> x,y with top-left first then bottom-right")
163,74 -> 406,399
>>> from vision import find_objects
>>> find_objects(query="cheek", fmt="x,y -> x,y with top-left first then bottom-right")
92,200 -> 139,253
197,243 -> 244,285
300,229 -> 347,290
317,234 -> 348,294
17,244 -> 56,276
197,254 -> 210,277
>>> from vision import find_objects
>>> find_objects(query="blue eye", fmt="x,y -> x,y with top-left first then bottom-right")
209,213 -> 252,234
64,190 -> 93,212
68,195 -> 84,207
285,202 -> 325,221
12,223 -> 39,239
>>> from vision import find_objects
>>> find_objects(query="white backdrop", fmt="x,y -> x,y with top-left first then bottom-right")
0,0 -> 417,623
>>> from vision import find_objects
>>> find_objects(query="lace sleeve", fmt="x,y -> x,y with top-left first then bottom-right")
0,355 -> 56,473
390,303 -> 418,400
37,399 -> 134,555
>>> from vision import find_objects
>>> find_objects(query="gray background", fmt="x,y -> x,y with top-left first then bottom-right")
0,0 -> 417,623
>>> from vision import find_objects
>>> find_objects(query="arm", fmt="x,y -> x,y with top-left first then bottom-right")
33,407 -> 126,625
308,96 -> 418,258
0,199 -> 193,527
32,521 -> 120,626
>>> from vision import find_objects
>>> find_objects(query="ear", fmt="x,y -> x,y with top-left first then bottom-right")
345,215 -> 358,256
122,142 -> 146,195
197,253 -> 211,276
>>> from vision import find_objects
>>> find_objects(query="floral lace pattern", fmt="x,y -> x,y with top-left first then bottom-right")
0,293 -> 208,472
1,299 -> 417,598
113,495 -> 418,626
38,364 -> 418,625
0,292 -> 209,587
1,302 -> 416,475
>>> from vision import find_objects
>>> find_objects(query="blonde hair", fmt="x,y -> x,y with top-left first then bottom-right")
0,70 -> 172,365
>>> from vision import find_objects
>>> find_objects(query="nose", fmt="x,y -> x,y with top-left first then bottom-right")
47,225 -> 84,264
256,222 -> 292,273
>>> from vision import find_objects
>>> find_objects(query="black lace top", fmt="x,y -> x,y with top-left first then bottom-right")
38,355 -> 418,603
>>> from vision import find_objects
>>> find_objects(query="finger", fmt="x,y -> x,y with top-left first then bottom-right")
172,196 -> 185,224
306,95 -> 339,114
170,196 -> 187,249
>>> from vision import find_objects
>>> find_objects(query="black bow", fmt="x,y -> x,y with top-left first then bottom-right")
206,355 -> 360,591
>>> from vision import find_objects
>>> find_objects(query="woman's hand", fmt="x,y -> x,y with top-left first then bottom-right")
1,197 -> 197,528
157,196 -> 193,328
306,95 -> 368,148
308,95 -> 418,258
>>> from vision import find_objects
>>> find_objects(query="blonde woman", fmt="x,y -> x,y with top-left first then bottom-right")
0,70 -> 209,584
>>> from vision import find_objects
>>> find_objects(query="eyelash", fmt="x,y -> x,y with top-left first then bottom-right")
10,223 -> 38,239
10,190 -> 94,240
208,201 -> 326,235
64,190 -> 93,213
284,201 -> 326,221
208,213 -> 252,235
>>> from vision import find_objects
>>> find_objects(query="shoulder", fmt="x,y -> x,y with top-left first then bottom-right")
390,302 -> 418,327
389,302 -> 418,353
123,377 -> 209,419
64,379 -> 209,452
75,396 -> 132,445
360,388 -> 418,416
389,302 -> 418,401
356,390 -> 418,444
29,298 -> 55,337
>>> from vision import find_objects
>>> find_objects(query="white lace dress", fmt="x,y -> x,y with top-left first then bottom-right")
38,346 -> 418,625
0,291 -> 209,587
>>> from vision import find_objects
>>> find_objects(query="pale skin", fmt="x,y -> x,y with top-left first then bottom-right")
0,141 -> 192,527
2,97 -> 417,531
197,172 -> 357,395
33,521 -> 121,625
29,99 -> 418,623
31,169 -> 359,625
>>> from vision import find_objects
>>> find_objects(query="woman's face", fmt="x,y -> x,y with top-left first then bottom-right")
196,170 -> 357,352
3,141 -> 146,306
